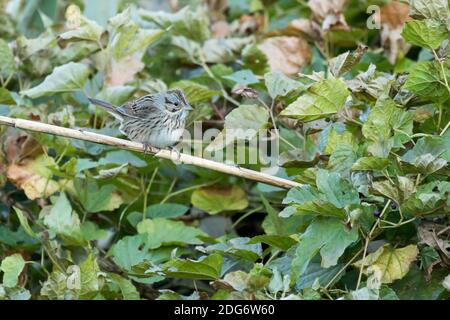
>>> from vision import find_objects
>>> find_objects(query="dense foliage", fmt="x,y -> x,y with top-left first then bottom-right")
0,0 -> 449,300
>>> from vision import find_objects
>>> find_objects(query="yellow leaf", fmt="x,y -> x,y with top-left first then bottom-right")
353,244 -> 419,284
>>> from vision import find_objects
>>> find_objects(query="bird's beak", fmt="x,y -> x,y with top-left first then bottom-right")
185,104 -> 193,111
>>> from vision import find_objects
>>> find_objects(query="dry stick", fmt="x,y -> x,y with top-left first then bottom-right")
0,116 -> 301,189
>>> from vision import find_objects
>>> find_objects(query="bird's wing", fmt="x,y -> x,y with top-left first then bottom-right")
116,95 -> 159,119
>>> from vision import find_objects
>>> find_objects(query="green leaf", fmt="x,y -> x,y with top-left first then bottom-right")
43,192 -> 85,245
353,244 -> 419,284
59,16 -> 104,42
21,62 -> 91,98
191,185 -> 248,214
170,80 -> 220,105
264,72 -> 303,99
392,266 -> 447,299
74,178 -> 116,213
248,235 -> 297,251
0,254 -> 26,288
137,218 -> 206,249
79,253 -> 102,298
13,207 -> 37,238
0,39 -> 15,77
402,20 -> 448,49
93,86 -> 136,107
99,150 -> 147,168
409,0 -> 450,23
291,218 -> 359,279
280,78 -> 349,122
362,96 -> 413,157
223,70 -> 259,86
242,45 -> 269,75
110,235 -> 156,270
352,157 -> 391,171
0,88 -> 15,105
107,273 -> 140,300
203,237 -> 262,262
163,254 -> 223,281
404,61 -> 450,103
146,203 -> 189,219
139,6 -> 211,42
315,169 -> 360,209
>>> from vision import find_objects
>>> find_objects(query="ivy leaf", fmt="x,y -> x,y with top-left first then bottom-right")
264,72 -> 303,99
404,61 -> 450,103
291,218 -> 359,280
191,185 -> 248,215
163,254 -> 223,281
21,62 -> 91,98
0,254 -> 26,288
402,20 -> 448,49
280,78 -> 349,122
137,218 -> 206,249
353,244 -> 419,284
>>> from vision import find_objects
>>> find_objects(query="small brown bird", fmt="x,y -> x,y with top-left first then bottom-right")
88,89 -> 193,151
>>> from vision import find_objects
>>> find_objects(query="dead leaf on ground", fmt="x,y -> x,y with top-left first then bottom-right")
258,36 -> 311,75
380,1 -> 411,64
230,14 -> 265,36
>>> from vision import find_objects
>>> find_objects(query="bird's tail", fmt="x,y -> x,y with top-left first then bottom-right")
88,97 -> 122,120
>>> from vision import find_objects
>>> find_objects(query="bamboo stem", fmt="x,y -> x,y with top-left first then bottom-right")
0,116 -> 301,189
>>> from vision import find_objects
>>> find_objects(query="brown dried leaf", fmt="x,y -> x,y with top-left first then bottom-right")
4,130 -> 43,163
7,155 -> 60,200
380,1 -> 411,64
308,0 -> 349,31
258,37 -> 311,75
104,55 -> 144,86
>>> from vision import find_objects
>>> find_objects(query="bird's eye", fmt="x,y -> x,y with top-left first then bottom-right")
174,101 -> 179,106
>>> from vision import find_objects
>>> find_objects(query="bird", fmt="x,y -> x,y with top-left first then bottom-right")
88,89 -> 193,153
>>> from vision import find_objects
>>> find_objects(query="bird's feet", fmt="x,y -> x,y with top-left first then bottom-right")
142,142 -> 153,155
168,146 -> 181,163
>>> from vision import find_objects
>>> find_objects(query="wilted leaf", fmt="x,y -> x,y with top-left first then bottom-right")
6,155 -> 60,200
258,36 -> 311,75
353,244 -> 419,284
329,45 -> 367,77
191,185 -> 248,214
